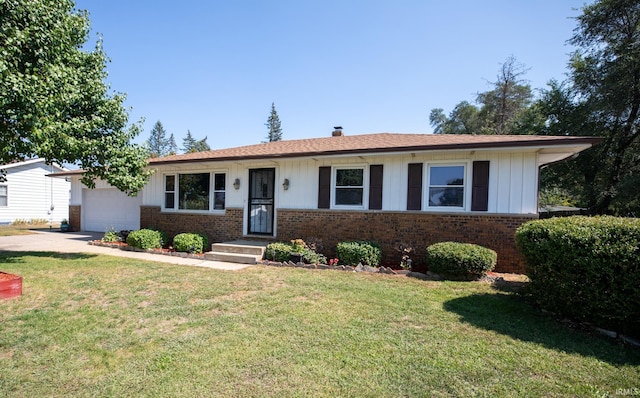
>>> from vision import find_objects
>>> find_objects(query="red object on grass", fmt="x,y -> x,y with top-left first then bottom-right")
0,272 -> 22,299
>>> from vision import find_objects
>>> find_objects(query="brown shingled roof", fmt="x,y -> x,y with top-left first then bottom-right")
149,133 -> 601,165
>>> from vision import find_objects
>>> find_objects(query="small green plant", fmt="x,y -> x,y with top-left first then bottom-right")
173,233 -> 208,254
126,229 -> 164,250
101,229 -> 120,243
426,242 -> 496,280
336,241 -> 382,266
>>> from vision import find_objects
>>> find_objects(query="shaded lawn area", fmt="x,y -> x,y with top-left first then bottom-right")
0,224 -> 49,236
0,251 -> 638,397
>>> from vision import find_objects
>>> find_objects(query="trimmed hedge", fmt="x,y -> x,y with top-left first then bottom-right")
336,241 -> 381,266
126,229 -> 164,250
516,216 -> 640,336
426,242 -> 496,280
173,233 -> 208,254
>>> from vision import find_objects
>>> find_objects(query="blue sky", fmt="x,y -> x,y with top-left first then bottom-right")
74,0 -> 587,149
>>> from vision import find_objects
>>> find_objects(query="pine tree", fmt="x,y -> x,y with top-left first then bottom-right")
167,133 -> 178,155
146,121 -> 169,157
183,131 -> 210,153
265,102 -> 283,142
182,130 -> 197,153
193,137 -> 210,152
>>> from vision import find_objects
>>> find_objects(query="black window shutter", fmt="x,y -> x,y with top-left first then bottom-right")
407,163 -> 423,210
318,166 -> 331,209
471,161 -> 490,211
369,165 -> 383,210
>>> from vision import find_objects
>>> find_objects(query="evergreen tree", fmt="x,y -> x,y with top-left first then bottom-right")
182,130 -> 197,153
193,137 -> 210,152
146,121 -> 169,157
167,133 -> 178,155
0,0 -> 150,194
265,102 -> 283,142
182,131 -> 210,153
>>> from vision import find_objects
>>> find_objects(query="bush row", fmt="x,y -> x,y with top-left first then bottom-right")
516,216 -> 640,336
103,229 -> 209,254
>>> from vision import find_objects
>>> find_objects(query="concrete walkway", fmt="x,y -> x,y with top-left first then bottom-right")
0,230 -> 253,271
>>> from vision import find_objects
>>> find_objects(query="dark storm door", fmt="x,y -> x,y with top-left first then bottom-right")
248,168 -> 275,235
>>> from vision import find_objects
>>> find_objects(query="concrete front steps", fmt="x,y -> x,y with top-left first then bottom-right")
204,240 -> 267,264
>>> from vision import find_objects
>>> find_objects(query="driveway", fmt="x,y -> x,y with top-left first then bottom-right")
0,230 -> 252,271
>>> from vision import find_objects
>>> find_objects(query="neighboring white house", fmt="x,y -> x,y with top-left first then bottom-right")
0,159 -> 70,224
54,131 -> 600,272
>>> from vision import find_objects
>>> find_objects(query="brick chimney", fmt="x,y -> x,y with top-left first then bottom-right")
332,126 -> 343,137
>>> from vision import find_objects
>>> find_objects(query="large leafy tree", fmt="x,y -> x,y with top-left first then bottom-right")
0,0 -> 150,194
430,56 -> 533,135
265,102 -> 283,142
537,0 -> 640,215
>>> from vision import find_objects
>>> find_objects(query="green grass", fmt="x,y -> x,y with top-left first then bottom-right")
0,223 -> 57,236
0,251 -> 638,397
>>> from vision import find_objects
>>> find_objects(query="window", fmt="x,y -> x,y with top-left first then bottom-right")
164,172 -> 226,211
335,167 -> 364,206
0,185 -> 6,207
428,165 -> 465,208
164,176 -> 175,209
179,173 -> 210,210
213,173 -> 226,210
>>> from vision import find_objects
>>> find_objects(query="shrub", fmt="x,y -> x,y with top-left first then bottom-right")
336,241 -> 382,266
173,233 -> 208,254
426,242 -> 496,280
265,242 -> 293,262
516,216 -> 640,336
302,247 -> 327,265
101,229 -> 120,243
126,229 -> 164,250
264,240 -> 328,264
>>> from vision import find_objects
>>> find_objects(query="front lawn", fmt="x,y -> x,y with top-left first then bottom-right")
0,251 -> 638,397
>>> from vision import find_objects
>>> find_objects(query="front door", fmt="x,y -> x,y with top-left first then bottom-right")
248,168 -> 275,235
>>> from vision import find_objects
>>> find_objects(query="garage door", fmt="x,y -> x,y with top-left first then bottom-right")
82,188 -> 142,232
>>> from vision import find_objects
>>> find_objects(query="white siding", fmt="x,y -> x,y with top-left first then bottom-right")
72,148 -> 542,230
142,150 -> 540,215
0,161 -> 70,224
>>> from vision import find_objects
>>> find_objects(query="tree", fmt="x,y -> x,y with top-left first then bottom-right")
182,130 -> 197,153
146,121 -> 171,157
193,137 -> 210,152
167,133 -> 178,155
182,130 -> 210,153
476,56 -> 532,135
430,56 -> 533,135
0,0 -> 150,194
536,0 -> 640,215
265,102 -> 283,142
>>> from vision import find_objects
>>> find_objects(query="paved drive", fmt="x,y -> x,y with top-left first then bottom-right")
0,230 -> 253,271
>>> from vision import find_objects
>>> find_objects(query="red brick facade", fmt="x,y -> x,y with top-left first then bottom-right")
139,206 -> 534,274
69,205 -> 81,232
276,210 -> 536,274
140,206 -> 245,245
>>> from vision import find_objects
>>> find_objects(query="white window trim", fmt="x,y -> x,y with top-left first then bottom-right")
162,171 -> 227,213
331,165 -> 368,209
0,184 -> 7,207
424,162 -> 469,211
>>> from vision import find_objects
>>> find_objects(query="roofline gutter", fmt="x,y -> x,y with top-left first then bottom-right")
149,136 -> 602,166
